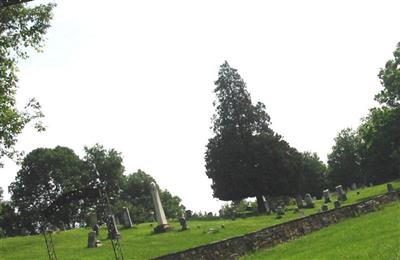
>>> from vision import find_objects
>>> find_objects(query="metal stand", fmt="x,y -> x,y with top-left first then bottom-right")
99,190 -> 124,260
42,229 -> 57,260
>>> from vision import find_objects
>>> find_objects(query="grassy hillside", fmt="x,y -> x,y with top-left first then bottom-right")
0,180 -> 399,260
243,200 -> 400,259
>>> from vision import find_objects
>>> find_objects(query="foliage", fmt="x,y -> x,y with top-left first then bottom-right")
298,152 -> 327,197
375,42 -> 400,107
82,144 -> 125,222
8,146 -> 85,233
358,107 -> 400,184
219,199 -> 256,217
159,189 -> 185,219
206,61 -> 278,212
121,170 -> 185,222
327,128 -> 362,187
0,2 -> 55,165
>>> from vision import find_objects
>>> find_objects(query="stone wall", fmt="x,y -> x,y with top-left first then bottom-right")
154,191 -> 400,260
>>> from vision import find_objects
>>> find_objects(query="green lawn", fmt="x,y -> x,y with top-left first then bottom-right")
0,180 -> 399,260
243,200 -> 400,260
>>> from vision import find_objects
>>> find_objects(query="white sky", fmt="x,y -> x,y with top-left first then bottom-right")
1,0 -> 399,213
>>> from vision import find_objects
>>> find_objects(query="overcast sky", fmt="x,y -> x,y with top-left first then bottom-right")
1,0 -> 399,213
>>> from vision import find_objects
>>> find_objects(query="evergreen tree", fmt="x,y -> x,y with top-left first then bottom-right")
205,61 -> 275,212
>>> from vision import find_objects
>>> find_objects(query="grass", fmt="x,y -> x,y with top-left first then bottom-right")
243,200 -> 400,260
0,180 -> 399,260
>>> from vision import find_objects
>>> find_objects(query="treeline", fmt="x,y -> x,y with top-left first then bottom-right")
0,144 -> 185,237
206,44 -> 400,212
328,44 -> 400,188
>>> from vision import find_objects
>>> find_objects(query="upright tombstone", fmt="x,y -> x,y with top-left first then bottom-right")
275,206 -> 285,219
263,198 -> 271,214
336,185 -> 347,201
387,183 -> 394,192
351,183 -> 357,190
88,231 -> 97,248
321,204 -> 328,212
87,213 -> 97,227
150,182 -> 171,233
322,189 -> 331,203
304,193 -> 315,208
107,215 -> 121,240
88,230 -> 102,248
121,207 -> 133,228
295,195 -> 305,209
178,213 -> 188,231
334,200 -> 341,209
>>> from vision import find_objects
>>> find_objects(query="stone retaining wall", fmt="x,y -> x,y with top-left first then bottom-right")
154,191 -> 400,260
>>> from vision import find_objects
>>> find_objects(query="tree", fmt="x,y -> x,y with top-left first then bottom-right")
358,107 -> 400,184
298,152 -> 327,197
375,42 -> 400,107
0,187 -> 3,202
8,146 -> 85,233
327,128 -> 362,188
159,189 -> 185,219
120,170 -> 185,222
0,2 -> 55,165
83,144 -> 125,222
206,61 -> 280,213
120,170 -> 155,222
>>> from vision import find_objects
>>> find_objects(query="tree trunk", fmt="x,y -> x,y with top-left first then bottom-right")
256,195 -> 266,213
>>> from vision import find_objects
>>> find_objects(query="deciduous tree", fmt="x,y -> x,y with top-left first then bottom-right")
0,2 -> 54,165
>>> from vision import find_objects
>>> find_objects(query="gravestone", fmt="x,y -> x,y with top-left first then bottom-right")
387,183 -> 394,192
121,207 -> 133,228
87,231 -> 102,248
322,189 -> 331,203
87,213 -> 97,227
321,204 -> 328,212
150,182 -> 171,233
295,195 -> 305,209
88,231 -> 97,248
276,206 -> 285,219
351,183 -> 357,190
304,194 -> 315,208
178,214 -> 188,231
263,196 -> 271,214
336,185 -> 347,201
106,215 -> 121,240
369,182 -> 373,187
334,200 -> 341,209
57,221 -> 66,231
92,224 -> 99,236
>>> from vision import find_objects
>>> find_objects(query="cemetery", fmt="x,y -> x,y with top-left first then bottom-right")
2,1 -> 400,260
0,180 -> 399,259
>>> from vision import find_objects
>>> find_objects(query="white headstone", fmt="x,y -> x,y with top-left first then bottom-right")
150,182 -> 168,226
121,207 -> 133,228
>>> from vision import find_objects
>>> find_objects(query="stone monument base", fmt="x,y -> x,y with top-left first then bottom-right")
154,224 -> 171,233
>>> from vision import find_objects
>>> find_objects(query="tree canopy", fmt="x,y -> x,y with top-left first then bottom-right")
0,2 -> 54,165
205,62 -> 314,212
8,146 -> 85,233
